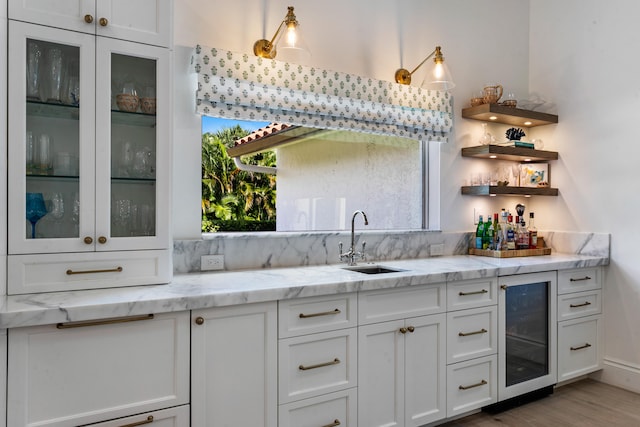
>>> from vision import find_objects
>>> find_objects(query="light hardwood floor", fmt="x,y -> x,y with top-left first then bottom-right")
439,379 -> 640,426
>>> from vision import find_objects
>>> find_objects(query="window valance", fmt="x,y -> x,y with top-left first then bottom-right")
192,45 -> 453,142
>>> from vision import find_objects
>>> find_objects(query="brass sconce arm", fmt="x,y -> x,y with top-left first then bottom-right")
395,46 -> 444,85
254,6 -> 300,59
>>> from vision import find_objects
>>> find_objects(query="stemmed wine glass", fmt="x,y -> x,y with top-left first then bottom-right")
26,193 -> 47,239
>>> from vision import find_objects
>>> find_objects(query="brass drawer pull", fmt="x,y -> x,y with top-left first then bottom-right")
570,343 -> 592,351
322,420 -> 341,427
459,328 -> 488,337
299,308 -> 341,318
570,276 -> 592,282
57,314 -> 154,329
569,301 -> 592,308
299,358 -> 340,371
66,266 -> 123,275
459,289 -> 488,296
459,379 -> 487,390
120,415 -> 154,427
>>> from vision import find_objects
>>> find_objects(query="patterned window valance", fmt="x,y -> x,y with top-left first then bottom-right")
192,45 -> 453,142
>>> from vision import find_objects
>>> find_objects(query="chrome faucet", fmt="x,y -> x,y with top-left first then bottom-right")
339,210 -> 369,266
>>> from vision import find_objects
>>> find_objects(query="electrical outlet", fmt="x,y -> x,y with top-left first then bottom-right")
201,254 -> 224,271
430,243 -> 445,256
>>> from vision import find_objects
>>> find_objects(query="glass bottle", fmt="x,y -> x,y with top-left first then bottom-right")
493,213 -> 501,250
528,212 -> 538,249
517,218 -> 529,250
482,215 -> 493,250
475,215 -> 484,249
506,214 -> 516,250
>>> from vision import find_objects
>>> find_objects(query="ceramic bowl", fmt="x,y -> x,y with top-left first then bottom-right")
116,94 -> 140,112
140,97 -> 157,114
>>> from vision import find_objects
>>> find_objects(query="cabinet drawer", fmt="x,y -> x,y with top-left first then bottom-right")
447,277 -> 497,311
279,293 -> 356,338
558,268 -> 601,294
279,328 -> 357,404
358,283 -> 446,325
84,405 -> 189,426
7,250 -> 171,294
447,355 -> 497,417
279,388 -> 357,427
558,315 -> 602,382
558,290 -> 602,321
447,306 -> 497,364
7,312 -> 190,427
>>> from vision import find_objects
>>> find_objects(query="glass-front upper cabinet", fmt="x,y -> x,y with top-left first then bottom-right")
8,20 -> 170,255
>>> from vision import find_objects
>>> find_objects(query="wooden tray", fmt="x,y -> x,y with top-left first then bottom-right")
469,237 -> 551,258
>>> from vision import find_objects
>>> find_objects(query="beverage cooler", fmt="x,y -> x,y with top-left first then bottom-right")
497,271 -> 557,403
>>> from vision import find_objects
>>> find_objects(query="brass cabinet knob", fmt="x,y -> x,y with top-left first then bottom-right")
195,316 -> 205,325
99,17 -> 108,26
98,236 -> 107,244
83,236 -> 93,244
500,284 -> 508,290
84,14 -> 94,23
407,326 -> 415,333
399,327 -> 407,334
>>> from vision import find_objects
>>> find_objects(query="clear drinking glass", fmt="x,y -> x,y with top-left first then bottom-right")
26,40 -> 42,100
46,47 -> 64,102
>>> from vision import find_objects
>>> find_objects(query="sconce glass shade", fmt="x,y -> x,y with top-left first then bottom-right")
421,59 -> 455,91
253,6 -> 310,63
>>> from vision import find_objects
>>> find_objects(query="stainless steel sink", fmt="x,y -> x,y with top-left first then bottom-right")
342,265 -> 405,274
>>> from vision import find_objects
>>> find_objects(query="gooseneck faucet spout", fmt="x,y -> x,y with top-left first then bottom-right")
340,210 -> 369,266
351,210 -> 368,252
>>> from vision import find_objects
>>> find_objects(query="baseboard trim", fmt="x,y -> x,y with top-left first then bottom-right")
591,357 -> 640,393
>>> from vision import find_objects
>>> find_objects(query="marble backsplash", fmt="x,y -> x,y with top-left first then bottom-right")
173,230 -> 610,273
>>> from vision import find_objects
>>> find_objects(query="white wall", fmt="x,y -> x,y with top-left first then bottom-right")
173,0 -> 531,237
529,1 -> 640,392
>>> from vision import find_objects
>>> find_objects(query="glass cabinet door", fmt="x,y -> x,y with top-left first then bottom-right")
94,37 -> 170,252
8,21 -> 96,255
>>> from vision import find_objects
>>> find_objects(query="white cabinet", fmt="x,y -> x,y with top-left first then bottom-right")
446,278 -> 498,417
0,6 -> 7,296
7,18 -> 171,293
358,285 -> 447,427
278,293 -> 358,427
7,312 -> 190,427
8,0 -> 172,47
191,302 -> 278,427
557,267 -> 603,382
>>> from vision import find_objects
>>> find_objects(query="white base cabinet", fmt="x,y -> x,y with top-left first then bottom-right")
7,312 -> 190,427
358,284 -> 447,427
191,302 -> 277,427
557,268 -> 603,383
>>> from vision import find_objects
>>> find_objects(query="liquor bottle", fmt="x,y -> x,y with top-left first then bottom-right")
475,215 -> 484,249
528,212 -> 538,249
506,214 -> 516,250
517,218 -> 529,250
482,215 -> 493,249
493,213 -> 501,250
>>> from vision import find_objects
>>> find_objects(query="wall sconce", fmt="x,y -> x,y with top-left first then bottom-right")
395,46 -> 455,91
253,6 -> 310,61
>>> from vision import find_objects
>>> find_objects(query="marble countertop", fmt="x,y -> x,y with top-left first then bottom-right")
0,253 -> 608,329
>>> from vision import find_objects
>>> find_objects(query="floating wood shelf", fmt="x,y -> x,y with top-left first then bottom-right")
461,145 -> 558,162
461,185 -> 558,197
462,104 -> 558,127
